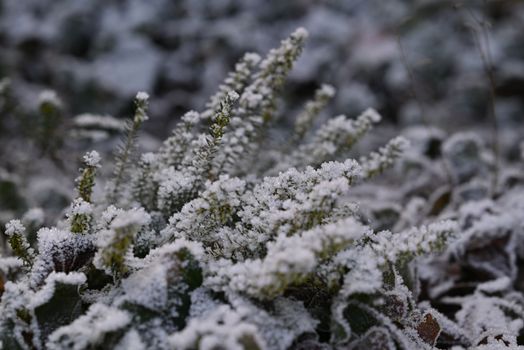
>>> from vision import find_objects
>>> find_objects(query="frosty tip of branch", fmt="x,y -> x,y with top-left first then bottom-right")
83,150 -> 101,168
38,89 -> 62,108
5,219 -> 25,237
320,84 -> 336,98
135,91 -> 150,103
292,27 -> 309,40
362,108 -> 382,123
227,90 -> 240,101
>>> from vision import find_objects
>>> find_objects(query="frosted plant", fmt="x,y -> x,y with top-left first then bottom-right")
168,305 -> 264,350
93,207 -> 150,277
202,52 -> 262,121
274,107 -> 382,172
292,84 -> 336,144
212,28 -> 309,176
155,90 -> 239,216
37,89 -> 65,162
157,111 -> 201,168
106,92 -> 150,206
2,27 -> 522,350
4,220 -> 34,268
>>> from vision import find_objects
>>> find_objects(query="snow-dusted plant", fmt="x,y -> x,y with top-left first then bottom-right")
1,28 -> 518,350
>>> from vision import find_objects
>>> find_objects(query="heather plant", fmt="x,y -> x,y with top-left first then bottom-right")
1,28 -> 523,350
0,77 -> 127,232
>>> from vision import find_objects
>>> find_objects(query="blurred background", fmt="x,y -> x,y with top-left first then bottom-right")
0,0 -> 523,223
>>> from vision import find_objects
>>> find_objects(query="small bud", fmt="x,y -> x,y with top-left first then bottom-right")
38,90 -> 63,110
133,91 -> 150,122
292,27 -> 309,40
135,91 -> 149,103
83,150 -> 101,168
227,90 -> 240,102
5,219 -> 25,237
4,220 -> 34,267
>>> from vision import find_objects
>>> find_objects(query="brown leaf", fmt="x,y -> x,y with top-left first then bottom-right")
417,313 -> 441,346
428,186 -> 451,216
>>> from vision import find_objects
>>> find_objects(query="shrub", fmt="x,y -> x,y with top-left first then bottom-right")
1,28 -> 523,350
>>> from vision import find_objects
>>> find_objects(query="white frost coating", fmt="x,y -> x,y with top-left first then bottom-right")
453,211 -> 516,256
319,83 -> 336,98
228,159 -> 363,255
0,279 -> 31,338
135,91 -> 149,102
147,239 -> 205,262
38,89 -> 62,107
83,150 -> 101,168
360,136 -> 410,178
47,303 -> 131,350
4,219 -> 25,237
117,262 -> 168,310
338,220 -> 457,298
208,218 -> 369,298
291,83 -> 337,146
244,53 -> 262,65
134,91 -> 150,122
453,293 -> 524,346
155,166 -> 197,210
97,205 -> 124,230
180,110 -> 200,124
93,207 -> 150,273
227,295 -> 319,350
292,27 -> 309,40
31,227 -> 94,287
280,108 -> 382,170
161,175 -> 246,255
168,305 -> 264,350
476,277 -> 512,294
29,272 -> 86,309
227,90 -> 240,101
111,240 -> 204,314
110,207 -> 150,229
140,152 -> 157,165
216,28 -> 307,174
369,220 -> 457,262
68,198 -> 93,216
337,246 -> 384,297
0,256 -> 24,272
362,107 -> 382,123
202,52 -> 259,121
114,329 -> 145,350
36,227 -> 75,253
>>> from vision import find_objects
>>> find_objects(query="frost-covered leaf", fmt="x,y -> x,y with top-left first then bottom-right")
47,303 -> 131,350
